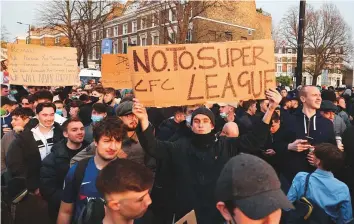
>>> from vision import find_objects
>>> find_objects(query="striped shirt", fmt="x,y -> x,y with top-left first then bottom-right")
31,125 -> 54,160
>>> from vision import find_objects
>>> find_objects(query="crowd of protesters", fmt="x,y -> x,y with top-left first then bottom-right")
1,81 -> 354,224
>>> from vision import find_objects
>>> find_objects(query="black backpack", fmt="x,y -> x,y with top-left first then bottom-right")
285,173 -> 334,224
72,158 -> 105,224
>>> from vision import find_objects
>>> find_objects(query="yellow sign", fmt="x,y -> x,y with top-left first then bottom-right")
128,39 -> 275,107
101,54 -> 131,89
7,44 -> 78,86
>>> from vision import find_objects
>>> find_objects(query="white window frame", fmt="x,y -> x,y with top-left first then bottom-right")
132,21 -> 137,33
151,14 -> 156,27
169,8 -> 176,22
40,38 -> 44,45
92,46 -> 96,60
114,26 -> 118,37
123,24 -> 128,35
186,29 -> 192,42
277,64 -> 282,73
141,37 -> 147,46
153,35 -> 159,45
113,41 -> 118,54
287,57 -> 292,62
141,17 -> 147,29
130,35 -> 137,45
55,36 -> 60,44
169,32 -> 176,44
287,64 -> 292,73
106,28 -> 111,38
287,49 -> 292,54
92,32 -> 96,41
122,38 -> 128,53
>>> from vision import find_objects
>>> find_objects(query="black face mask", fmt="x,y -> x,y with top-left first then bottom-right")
90,96 -> 99,102
104,99 -> 113,106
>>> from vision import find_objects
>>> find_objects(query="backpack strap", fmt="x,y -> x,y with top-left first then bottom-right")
303,173 -> 312,197
73,157 -> 91,200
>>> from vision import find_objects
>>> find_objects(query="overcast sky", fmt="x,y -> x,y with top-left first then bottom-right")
1,0 -> 354,42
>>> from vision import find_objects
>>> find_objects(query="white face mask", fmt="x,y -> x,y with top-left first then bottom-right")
220,112 -> 228,119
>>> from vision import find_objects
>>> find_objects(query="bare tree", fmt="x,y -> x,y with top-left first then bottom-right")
277,3 -> 353,85
37,0 -> 115,67
1,25 -> 10,42
141,0 -> 230,44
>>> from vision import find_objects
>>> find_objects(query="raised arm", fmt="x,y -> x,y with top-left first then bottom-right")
229,88 -> 282,154
133,99 -> 176,160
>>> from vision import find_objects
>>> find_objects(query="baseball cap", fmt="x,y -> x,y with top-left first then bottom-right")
215,154 -> 294,220
115,101 -> 133,116
218,102 -> 238,108
320,100 -> 337,112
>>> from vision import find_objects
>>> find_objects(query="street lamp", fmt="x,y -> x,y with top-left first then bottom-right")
17,22 -> 31,44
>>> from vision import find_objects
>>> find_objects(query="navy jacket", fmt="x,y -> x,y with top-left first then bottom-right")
282,110 -> 336,182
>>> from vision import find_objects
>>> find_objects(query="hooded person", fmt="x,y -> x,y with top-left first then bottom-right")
132,88 -> 282,224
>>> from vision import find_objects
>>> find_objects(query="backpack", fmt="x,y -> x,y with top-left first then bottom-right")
72,157 -> 105,224
285,173 -> 334,224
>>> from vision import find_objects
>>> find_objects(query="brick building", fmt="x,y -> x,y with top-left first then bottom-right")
89,0 -> 272,65
275,46 -> 344,86
15,26 -> 69,47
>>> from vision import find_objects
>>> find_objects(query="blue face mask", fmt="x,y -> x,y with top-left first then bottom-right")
10,90 -> 18,95
91,114 -> 104,123
56,109 -> 63,116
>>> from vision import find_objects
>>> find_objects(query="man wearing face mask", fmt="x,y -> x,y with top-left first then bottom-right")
215,103 -> 238,133
133,89 -> 282,224
6,103 -> 64,196
84,103 -> 108,143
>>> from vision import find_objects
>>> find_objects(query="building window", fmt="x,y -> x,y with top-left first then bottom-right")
106,28 -> 111,38
277,64 -> 282,73
287,64 -> 292,73
277,57 -> 281,62
169,9 -> 176,22
114,26 -> 118,37
92,32 -> 96,40
186,29 -> 192,42
141,17 -> 147,29
40,38 -> 44,45
100,30 -> 103,39
152,14 -> 156,27
55,37 -> 60,44
169,32 -> 176,44
113,42 -> 118,54
287,49 -> 292,54
287,57 -> 292,62
92,46 -> 96,59
122,39 -> 128,53
153,35 -> 159,45
123,24 -> 128,35
141,37 -> 146,46
132,21 -> 137,33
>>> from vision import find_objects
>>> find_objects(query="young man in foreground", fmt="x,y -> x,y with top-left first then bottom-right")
96,159 -> 153,224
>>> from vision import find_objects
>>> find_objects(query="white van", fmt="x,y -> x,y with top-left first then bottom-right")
79,68 -> 101,85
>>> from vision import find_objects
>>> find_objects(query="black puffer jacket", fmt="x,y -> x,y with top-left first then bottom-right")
6,119 -> 63,192
137,121 -> 270,224
39,139 -> 89,220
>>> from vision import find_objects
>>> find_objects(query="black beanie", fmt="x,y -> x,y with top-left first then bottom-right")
191,107 -> 215,126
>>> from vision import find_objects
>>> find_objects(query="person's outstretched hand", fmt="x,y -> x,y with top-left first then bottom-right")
266,88 -> 282,110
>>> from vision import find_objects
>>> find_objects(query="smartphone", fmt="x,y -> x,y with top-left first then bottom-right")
304,136 -> 314,145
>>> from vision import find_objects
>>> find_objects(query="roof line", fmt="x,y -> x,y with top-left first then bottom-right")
193,16 -> 255,31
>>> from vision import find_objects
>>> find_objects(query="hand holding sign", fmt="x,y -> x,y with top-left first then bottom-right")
133,98 -> 149,131
265,88 -> 282,109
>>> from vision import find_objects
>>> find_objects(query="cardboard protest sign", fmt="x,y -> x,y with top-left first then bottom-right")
128,39 -> 275,107
7,44 -> 79,86
175,210 -> 197,224
101,54 -> 131,89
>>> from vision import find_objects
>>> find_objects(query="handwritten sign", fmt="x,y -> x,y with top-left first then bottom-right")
175,210 -> 197,224
101,54 -> 131,89
7,44 -> 79,86
128,39 -> 275,107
